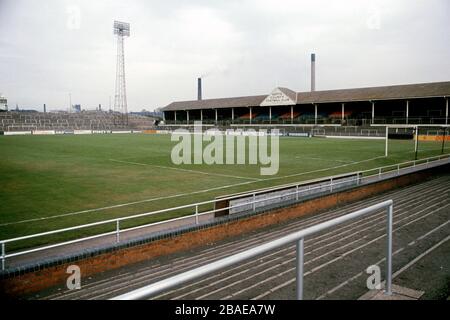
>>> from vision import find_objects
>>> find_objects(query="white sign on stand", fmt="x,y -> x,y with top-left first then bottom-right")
260,88 -> 296,106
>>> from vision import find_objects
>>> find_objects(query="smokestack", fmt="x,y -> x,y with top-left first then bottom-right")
197,77 -> 202,100
43,104 -> 46,113
311,53 -> 316,92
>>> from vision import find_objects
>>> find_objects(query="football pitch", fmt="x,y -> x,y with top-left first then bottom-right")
0,133 -> 447,249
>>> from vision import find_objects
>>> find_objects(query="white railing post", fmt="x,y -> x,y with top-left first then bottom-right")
296,238 -> 304,300
330,178 -> 333,192
385,203 -> 393,295
252,193 -> 256,211
385,126 -> 389,157
116,220 -> 120,243
397,164 -> 400,175
195,205 -> 199,225
1,243 -> 5,271
296,185 -> 299,201
379,167 -> 382,179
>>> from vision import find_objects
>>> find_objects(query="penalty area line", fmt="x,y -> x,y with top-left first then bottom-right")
295,156 -> 356,164
263,155 -> 385,182
109,159 -> 263,182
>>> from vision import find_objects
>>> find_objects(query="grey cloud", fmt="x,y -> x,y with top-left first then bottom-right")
0,0 -> 449,111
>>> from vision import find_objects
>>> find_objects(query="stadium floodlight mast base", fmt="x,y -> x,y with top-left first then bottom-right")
113,20 -> 130,126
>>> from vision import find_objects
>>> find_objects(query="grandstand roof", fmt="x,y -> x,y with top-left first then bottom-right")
295,81 -> 450,104
162,81 -> 450,111
164,95 -> 267,111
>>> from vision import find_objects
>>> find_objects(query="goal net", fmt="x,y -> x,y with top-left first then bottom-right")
385,125 -> 449,160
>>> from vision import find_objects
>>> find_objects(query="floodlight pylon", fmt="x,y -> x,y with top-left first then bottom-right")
113,21 -> 130,126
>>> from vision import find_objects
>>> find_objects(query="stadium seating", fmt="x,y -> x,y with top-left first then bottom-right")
329,111 -> 353,118
239,112 -> 257,120
279,111 -> 300,119
0,111 -> 156,132
253,113 -> 270,121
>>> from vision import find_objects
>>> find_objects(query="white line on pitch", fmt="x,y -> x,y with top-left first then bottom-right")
0,180 -> 257,227
109,159 -> 262,181
262,155 -> 385,182
294,156 -> 356,164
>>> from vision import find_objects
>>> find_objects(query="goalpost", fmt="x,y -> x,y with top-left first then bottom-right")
384,125 -> 415,157
385,126 -> 388,157
384,124 -> 450,158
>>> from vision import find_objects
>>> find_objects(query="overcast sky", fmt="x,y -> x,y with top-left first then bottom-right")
0,0 -> 449,112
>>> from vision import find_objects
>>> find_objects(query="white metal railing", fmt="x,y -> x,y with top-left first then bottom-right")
111,200 -> 394,300
222,173 -> 359,215
0,154 -> 448,271
217,171 -> 359,201
363,153 -> 449,179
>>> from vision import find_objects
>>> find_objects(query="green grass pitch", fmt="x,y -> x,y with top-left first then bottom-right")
0,133 -> 447,250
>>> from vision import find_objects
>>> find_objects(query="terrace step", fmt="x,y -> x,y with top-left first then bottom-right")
358,284 -> 424,300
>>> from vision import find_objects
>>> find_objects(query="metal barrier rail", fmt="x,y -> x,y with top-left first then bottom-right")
362,154 -> 449,179
0,174 -> 362,270
0,154 -> 448,270
215,171 -> 359,201
210,154 -> 448,201
111,200 -> 394,300
372,117 -> 448,125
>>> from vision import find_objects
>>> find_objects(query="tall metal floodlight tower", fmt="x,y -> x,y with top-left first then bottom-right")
113,20 -> 130,126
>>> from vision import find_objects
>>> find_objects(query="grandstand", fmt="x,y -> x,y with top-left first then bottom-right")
0,111 -> 156,132
161,81 -> 450,127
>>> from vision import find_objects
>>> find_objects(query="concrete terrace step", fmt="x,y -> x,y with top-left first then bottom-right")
359,285 -> 424,300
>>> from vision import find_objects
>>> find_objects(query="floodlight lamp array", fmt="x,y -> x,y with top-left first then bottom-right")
113,21 -> 130,37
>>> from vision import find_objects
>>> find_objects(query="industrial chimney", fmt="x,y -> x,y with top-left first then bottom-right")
197,77 -> 202,100
311,53 -> 316,92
